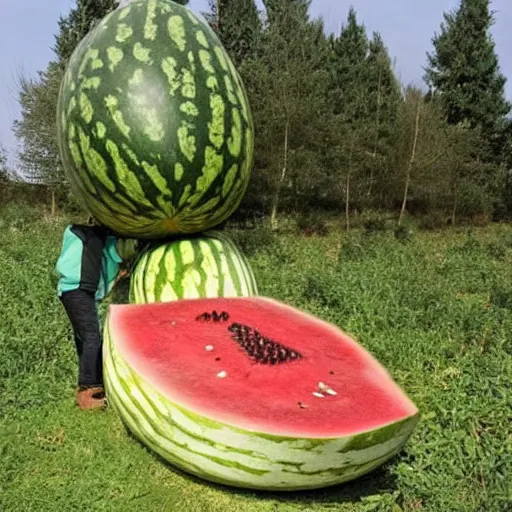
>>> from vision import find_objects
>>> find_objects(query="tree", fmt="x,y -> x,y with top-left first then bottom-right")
442,123 -> 494,224
365,32 -> 401,200
425,0 -> 510,138
54,0 -> 119,66
248,0 -> 331,227
205,0 -> 262,65
12,63 -> 66,214
13,0 -> 119,214
393,87 -> 451,226
328,7 -> 369,230
0,144 -> 11,183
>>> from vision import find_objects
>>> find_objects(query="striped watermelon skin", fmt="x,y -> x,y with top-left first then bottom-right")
103,317 -> 419,491
57,0 -> 253,238
129,231 -> 258,303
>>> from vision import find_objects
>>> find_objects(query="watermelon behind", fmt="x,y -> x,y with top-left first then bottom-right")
129,231 -> 258,303
104,297 -> 419,491
57,0 -> 253,238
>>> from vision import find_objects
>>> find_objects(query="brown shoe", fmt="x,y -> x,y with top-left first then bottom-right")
76,386 -> 106,410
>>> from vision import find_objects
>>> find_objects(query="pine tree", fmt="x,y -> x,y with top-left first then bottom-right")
330,7 -> 368,119
205,0 -> 262,65
247,0 -> 331,226
54,0 -> 119,65
425,0 -> 510,136
263,0 -> 310,25
328,7 -> 370,228
364,32 -> 401,199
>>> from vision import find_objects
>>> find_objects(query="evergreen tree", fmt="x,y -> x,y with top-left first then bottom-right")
364,32 -> 401,199
425,0 -> 510,136
329,7 -> 368,118
205,0 -> 262,65
247,0 -> 331,226
328,7 -> 370,227
54,0 -> 119,65
263,0 -> 310,25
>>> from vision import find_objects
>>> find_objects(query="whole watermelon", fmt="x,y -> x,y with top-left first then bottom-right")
57,0 -> 254,238
130,231 -> 258,303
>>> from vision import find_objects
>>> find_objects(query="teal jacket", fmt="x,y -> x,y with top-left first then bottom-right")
56,224 -> 123,302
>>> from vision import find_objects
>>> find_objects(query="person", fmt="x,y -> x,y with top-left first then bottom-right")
55,218 -> 139,410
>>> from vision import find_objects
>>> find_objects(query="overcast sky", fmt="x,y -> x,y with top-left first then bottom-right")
1,0 -> 511,165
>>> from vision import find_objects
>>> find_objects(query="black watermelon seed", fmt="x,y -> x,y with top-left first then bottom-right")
226,322 -> 303,365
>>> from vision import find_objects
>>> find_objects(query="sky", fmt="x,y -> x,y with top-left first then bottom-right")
1,0 -> 511,166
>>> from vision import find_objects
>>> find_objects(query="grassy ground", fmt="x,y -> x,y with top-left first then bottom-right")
1,205 -> 511,511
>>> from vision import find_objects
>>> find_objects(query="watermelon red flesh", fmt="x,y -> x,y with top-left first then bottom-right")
109,297 -> 418,439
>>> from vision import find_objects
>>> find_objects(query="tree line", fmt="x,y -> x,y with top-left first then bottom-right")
4,0 -> 512,227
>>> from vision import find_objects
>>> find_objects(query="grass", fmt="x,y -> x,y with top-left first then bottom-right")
1,205 -> 511,511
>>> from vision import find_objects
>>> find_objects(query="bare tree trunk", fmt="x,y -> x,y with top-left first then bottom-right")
451,189 -> 458,226
345,132 -> 356,232
367,64 -> 383,198
398,97 -> 421,227
270,118 -> 289,231
216,0 -> 221,30
51,188 -> 56,217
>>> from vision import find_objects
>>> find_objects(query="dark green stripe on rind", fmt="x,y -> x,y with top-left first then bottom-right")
104,320 -> 271,478
192,240 -> 209,297
57,0 -> 253,238
129,232 -> 258,303
103,316 -> 419,490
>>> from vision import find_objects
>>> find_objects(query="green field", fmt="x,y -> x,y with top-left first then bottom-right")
1,206 -> 511,512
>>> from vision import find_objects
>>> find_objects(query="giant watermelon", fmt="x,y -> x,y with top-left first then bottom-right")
57,0 -> 253,238
130,231 -> 258,303
104,297 -> 419,491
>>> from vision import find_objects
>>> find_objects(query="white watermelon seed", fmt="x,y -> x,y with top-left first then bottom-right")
312,392 -> 325,398
318,382 -> 337,396
205,345 -> 214,351
217,371 -> 227,378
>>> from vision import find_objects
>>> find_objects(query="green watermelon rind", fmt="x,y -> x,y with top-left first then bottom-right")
57,0 -> 254,238
103,321 -> 420,491
129,231 -> 258,303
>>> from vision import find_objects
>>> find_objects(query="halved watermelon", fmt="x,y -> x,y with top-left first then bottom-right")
104,297 -> 419,491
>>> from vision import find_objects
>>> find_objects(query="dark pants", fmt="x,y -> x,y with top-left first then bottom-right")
60,289 -> 103,388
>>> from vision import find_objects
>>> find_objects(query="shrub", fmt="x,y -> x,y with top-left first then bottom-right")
0,201 -> 43,231
362,216 -> 388,235
228,226 -> 278,257
296,212 -> 329,237
419,211 -> 447,231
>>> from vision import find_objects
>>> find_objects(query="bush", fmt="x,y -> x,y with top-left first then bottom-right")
487,242 -> 507,261
362,216 -> 388,235
419,211 -> 447,231
490,283 -> 512,310
338,236 -> 365,261
394,225 -> 413,242
303,268 -> 344,309
228,226 -> 278,257
0,202 -> 43,231
296,212 -> 329,237
456,182 -> 494,223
